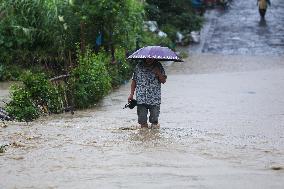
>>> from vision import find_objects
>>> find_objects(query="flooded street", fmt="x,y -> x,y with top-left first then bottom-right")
202,0 -> 284,55
1,1 -> 284,189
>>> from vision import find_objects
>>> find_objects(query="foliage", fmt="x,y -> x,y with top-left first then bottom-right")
0,0 -> 60,65
4,47 -> 134,121
67,0 -> 144,51
5,71 -> 62,121
1,0 -> 206,121
104,48 -> 134,87
69,48 -> 111,109
5,84 -> 40,122
0,0 -> 145,76
145,0 -> 203,43
0,64 -> 22,81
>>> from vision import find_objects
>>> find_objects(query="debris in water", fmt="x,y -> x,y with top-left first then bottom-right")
11,156 -> 24,160
12,141 -> 26,148
0,122 -> 7,128
0,145 -> 5,153
270,166 -> 283,171
119,126 -> 138,130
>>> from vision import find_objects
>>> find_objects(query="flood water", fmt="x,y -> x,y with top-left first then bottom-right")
202,0 -> 284,55
0,82 -> 12,107
1,54 -> 284,189
1,0 -> 284,188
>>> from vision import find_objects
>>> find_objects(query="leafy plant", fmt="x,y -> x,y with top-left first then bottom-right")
69,48 -> 111,109
5,71 -> 63,121
6,85 -> 40,122
104,48 -> 134,87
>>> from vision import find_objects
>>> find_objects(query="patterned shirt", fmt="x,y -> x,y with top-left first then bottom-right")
132,62 -> 166,105
258,0 -> 270,9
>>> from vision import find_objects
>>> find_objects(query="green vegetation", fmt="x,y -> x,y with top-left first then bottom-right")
0,0 -> 203,121
145,0 -> 203,43
69,48 -> 111,109
6,71 -> 62,121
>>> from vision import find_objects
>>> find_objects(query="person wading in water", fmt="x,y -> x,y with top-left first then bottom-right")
128,58 -> 167,129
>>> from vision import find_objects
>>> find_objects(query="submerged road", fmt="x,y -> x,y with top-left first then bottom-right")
202,0 -> 284,55
1,0 -> 284,188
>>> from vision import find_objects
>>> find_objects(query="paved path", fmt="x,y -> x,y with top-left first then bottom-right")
202,0 -> 284,55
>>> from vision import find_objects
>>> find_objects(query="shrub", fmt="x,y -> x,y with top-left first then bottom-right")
104,48 -> 134,87
21,72 -> 53,109
0,64 -> 22,81
5,85 -> 40,122
69,48 -> 111,109
5,71 -> 63,121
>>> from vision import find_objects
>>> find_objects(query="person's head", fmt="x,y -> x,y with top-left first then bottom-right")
145,58 -> 156,66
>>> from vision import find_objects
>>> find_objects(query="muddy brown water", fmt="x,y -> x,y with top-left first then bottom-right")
1,54 -> 284,189
0,82 -> 12,107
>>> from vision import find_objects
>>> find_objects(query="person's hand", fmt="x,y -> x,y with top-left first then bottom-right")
152,67 -> 161,76
128,94 -> 134,102
152,67 -> 167,84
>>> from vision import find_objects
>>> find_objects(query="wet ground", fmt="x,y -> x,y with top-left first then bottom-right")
1,1 -> 284,188
202,0 -> 284,55
0,82 -> 11,107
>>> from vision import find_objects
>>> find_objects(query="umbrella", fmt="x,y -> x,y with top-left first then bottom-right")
127,46 -> 183,62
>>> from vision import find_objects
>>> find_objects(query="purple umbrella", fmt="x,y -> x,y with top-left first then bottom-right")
127,46 -> 183,62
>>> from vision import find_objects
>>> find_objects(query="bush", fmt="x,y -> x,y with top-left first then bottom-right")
5,71 -> 63,121
21,72 -> 56,110
104,48 -> 134,87
5,85 -> 40,122
5,48 -> 133,121
0,64 -> 22,81
69,48 -> 111,109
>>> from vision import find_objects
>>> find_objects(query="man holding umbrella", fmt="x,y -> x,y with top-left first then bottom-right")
128,58 -> 167,129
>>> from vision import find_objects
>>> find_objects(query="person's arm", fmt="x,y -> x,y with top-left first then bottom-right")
153,67 -> 167,84
156,71 -> 167,84
128,79 -> 136,102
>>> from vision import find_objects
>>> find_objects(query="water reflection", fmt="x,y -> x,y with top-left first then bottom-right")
0,81 -> 12,107
258,18 -> 267,27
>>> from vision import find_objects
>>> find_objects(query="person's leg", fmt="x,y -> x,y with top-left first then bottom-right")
259,9 -> 266,18
137,104 -> 148,128
263,8 -> 267,17
149,105 -> 160,128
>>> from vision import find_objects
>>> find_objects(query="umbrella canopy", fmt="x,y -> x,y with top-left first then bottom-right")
127,46 -> 183,62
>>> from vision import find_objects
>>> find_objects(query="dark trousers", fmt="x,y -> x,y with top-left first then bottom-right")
259,9 -> 266,18
137,104 -> 160,124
